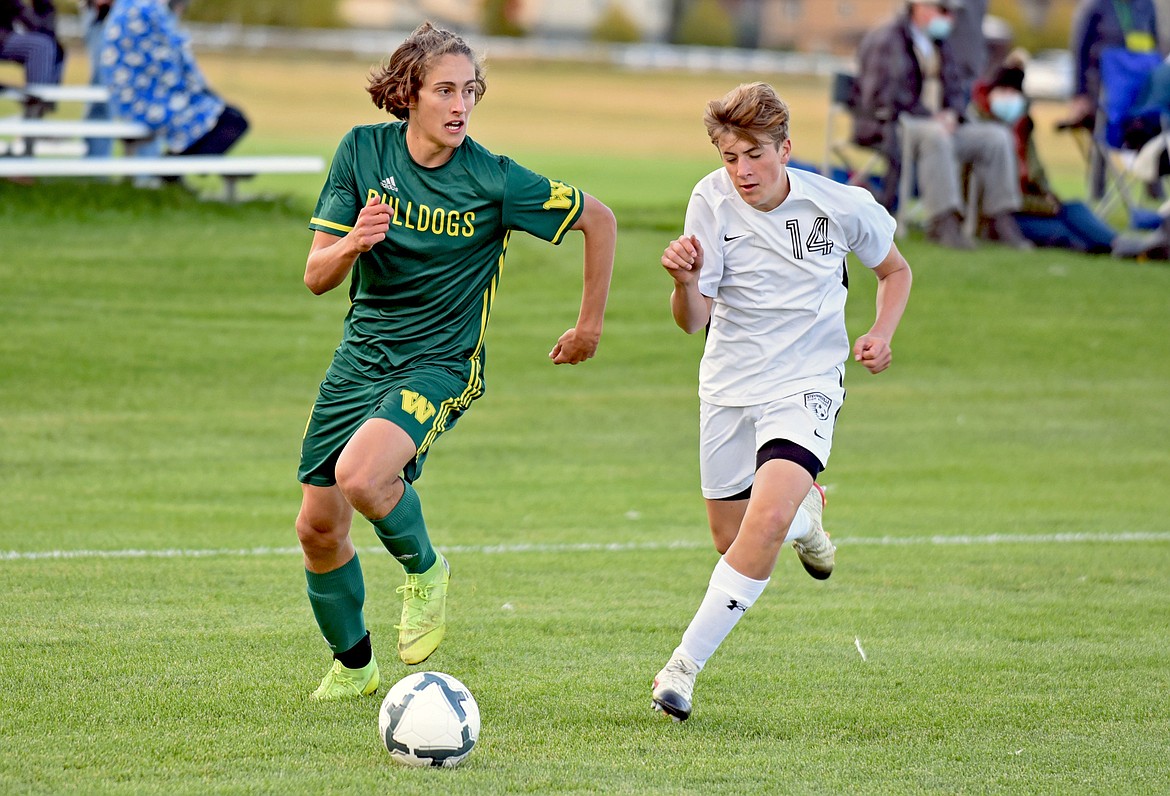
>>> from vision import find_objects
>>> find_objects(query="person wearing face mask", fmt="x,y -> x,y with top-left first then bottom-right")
972,57 -> 1118,252
852,0 -> 1031,250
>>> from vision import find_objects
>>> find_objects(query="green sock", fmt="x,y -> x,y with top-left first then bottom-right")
371,481 -> 437,575
305,553 -> 367,655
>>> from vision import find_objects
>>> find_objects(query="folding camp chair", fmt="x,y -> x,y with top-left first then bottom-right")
822,72 -> 889,194
1070,47 -> 1168,229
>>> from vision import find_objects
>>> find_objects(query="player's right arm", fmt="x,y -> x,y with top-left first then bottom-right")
661,234 -> 712,334
304,195 -> 391,295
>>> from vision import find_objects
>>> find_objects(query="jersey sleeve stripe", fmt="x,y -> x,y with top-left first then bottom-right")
309,217 -> 354,233
549,187 -> 582,244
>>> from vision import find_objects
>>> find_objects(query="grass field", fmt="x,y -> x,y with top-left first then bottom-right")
2,47 -> 1170,795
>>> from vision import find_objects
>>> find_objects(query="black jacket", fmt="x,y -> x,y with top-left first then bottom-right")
0,0 -> 57,49
851,12 -> 970,153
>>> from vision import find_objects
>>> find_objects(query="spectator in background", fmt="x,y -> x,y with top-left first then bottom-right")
80,0 -> 113,157
99,0 -> 248,156
972,56 -> 1117,253
853,0 -> 1030,250
0,0 -> 64,116
1062,0 -> 1160,128
947,0 -> 988,90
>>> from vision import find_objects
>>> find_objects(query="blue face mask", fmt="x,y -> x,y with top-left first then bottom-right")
926,16 -> 953,40
990,94 -> 1027,124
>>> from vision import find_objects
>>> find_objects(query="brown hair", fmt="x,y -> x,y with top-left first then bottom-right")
366,22 -> 487,120
703,82 -> 790,149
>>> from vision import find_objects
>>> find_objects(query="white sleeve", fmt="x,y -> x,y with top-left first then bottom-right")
840,185 -> 897,268
684,189 -> 724,299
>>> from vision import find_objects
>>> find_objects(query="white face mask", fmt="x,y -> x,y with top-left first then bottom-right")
926,16 -> 953,40
990,94 -> 1027,124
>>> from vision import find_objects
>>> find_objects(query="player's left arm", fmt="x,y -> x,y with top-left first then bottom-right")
853,242 -> 912,375
549,192 -> 616,365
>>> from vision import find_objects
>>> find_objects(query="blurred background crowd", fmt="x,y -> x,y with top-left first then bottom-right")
8,0 -> 1170,257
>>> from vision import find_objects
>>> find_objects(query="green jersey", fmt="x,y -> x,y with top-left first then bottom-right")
309,122 -> 584,389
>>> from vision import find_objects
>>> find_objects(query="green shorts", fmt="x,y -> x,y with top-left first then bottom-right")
298,361 -> 479,487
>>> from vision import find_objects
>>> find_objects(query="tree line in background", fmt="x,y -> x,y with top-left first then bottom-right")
51,0 -> 1076,52
989,0 -> 1078,53
486,0 -> 738,46
501,0 -> 1074,53
50,0 -> 342,27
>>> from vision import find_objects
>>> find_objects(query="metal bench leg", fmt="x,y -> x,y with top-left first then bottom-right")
896,119 -> 914,238
963,171 -> 980,239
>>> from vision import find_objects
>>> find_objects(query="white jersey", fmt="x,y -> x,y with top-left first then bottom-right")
689,166 -> 896,406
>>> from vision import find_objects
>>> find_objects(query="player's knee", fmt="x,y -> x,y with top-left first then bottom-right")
335,463 -> 401,518
295,509 -> 345,553
754,504 -> 799,545
334,463 -> 376,512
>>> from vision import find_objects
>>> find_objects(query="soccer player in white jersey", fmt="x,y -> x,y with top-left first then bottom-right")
650,82 -> 912,721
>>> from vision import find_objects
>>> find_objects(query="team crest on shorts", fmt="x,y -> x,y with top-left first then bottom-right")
803,391 -> 832,421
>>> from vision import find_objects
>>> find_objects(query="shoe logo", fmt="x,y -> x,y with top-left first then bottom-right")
804,391 -> 832,421
380,176 -> 398,192
726,599 -> 748,612
723,233 -> 747,242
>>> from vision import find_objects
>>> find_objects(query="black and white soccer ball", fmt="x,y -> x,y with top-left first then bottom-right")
378,671 -> 480,768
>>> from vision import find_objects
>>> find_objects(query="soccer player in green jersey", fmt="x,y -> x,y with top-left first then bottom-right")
295,22 -> 617,700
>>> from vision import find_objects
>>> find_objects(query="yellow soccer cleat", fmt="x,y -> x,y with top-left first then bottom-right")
396,554 -> 450,665
310,656 -> 380,701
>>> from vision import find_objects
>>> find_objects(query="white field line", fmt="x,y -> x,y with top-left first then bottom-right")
2,531 -> 1169,562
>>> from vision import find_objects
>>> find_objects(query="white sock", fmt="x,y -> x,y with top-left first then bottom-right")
785,504 -> 812,543
674,556 -> 769,670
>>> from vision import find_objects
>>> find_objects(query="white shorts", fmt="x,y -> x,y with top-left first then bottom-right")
698,381 -> 844,500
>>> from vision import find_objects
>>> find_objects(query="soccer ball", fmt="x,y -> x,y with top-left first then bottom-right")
378,671 -> 480,768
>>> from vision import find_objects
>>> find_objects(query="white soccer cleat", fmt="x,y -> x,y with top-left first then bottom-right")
651,655 -> 699,722
792,482 -> 835,580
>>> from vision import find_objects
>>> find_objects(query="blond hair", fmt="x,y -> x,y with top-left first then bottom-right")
366,22 -> 487,120
703,82 -> 790,149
